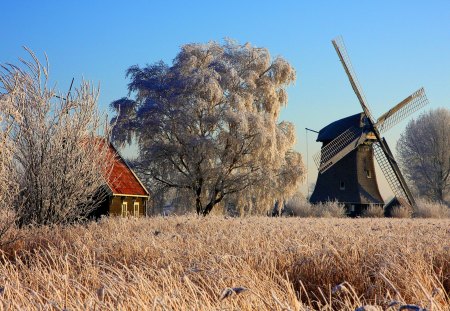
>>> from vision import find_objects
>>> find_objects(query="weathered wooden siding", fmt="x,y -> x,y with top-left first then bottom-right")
109,196 -> 146,216
310,144 -> 383,205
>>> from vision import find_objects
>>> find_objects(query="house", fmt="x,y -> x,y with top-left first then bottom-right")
92,142 -> 150,217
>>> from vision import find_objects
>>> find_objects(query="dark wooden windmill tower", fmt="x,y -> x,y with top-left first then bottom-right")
309,37 -> 429,216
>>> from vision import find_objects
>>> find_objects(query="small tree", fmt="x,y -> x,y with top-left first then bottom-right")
397,108 -> 450,202
111,40 -> 305,215
0,50 -> 112,225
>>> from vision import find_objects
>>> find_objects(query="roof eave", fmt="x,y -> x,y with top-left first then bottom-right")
112,193 -> 150,198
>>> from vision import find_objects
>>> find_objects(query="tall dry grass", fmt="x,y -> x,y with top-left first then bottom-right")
0,216 -> 449,310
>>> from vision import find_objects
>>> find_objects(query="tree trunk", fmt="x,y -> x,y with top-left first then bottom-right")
196,197 -> 202,215
195,182 -> 203,215
202,201 -> 215,216
202,192 -> 224,216
436,186 -> 443,202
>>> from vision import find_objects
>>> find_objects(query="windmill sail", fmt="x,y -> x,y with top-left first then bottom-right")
375,88 -> 429,133
373,140 -> 415,206
54,77 -> 74,102
332,36 -> 374,122
313,126 -> 366,173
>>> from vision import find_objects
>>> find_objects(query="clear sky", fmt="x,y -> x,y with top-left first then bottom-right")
2,1 -> 449,199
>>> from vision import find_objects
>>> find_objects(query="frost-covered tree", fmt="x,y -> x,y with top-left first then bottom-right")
111,40 -> 305,215
0,50 -> 113,225
397,108 -> 450,202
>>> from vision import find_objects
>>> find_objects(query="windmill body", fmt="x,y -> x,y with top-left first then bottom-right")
309,37 -> 429,216
310,113 -> 383,216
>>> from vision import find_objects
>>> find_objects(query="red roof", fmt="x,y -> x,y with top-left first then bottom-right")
105,143 -> 149,197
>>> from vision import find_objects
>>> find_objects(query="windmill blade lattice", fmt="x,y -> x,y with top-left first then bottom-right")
376,88 -> 429,133
332,36 -> 374,122
313,126 -> 364,173
373,142 -> 408,201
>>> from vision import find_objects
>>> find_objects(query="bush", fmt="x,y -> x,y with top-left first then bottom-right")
286,197 -> 346,218
413,199 -> 450,218
317,201 -> 347,218
391,206 -> 412,218
0,50 -> 112,225
362,204 -> 385,218
285,196 -> 315,217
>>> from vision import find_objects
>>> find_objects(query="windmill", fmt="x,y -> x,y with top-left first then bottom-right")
309,37 -> 429,216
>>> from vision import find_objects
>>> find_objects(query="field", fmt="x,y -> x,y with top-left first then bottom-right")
0,216 -> 449,310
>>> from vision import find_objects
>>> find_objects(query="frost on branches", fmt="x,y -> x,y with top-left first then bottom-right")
397,108 -> 450,203
0,85 -> 20,242
0,50 -> 112,225
111,40 -> 305,215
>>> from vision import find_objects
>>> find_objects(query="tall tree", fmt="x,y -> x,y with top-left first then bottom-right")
111,40 -> 305,215
397,108 -> 450,202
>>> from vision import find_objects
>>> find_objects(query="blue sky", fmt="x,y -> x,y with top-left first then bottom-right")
2,1 -> 449,198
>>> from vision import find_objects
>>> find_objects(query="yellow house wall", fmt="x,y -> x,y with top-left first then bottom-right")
109,196 -> 147,216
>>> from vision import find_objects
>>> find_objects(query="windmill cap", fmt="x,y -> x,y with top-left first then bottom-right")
316,112 -> 364,142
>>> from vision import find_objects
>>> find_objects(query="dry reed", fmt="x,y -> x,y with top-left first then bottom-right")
0,216 -> 448,310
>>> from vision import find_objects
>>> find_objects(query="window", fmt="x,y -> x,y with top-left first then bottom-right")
349,204 -> 355,212
121,201 -> 128,217
339,180 -> 346,190
133,202 -> 139,216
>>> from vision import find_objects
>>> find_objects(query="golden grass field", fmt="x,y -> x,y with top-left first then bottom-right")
0,216 -> 449,310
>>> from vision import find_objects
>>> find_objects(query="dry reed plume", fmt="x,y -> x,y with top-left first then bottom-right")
0,216 -> 449,310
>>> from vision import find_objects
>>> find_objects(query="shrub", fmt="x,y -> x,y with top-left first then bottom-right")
362,204 -> 385,218
391,206 -> 412,218
286,196 -> 315,217
286,197 -> 346,218
0,50 -> 112,225
317,201 -> 347,218
413,199 -> 450,218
